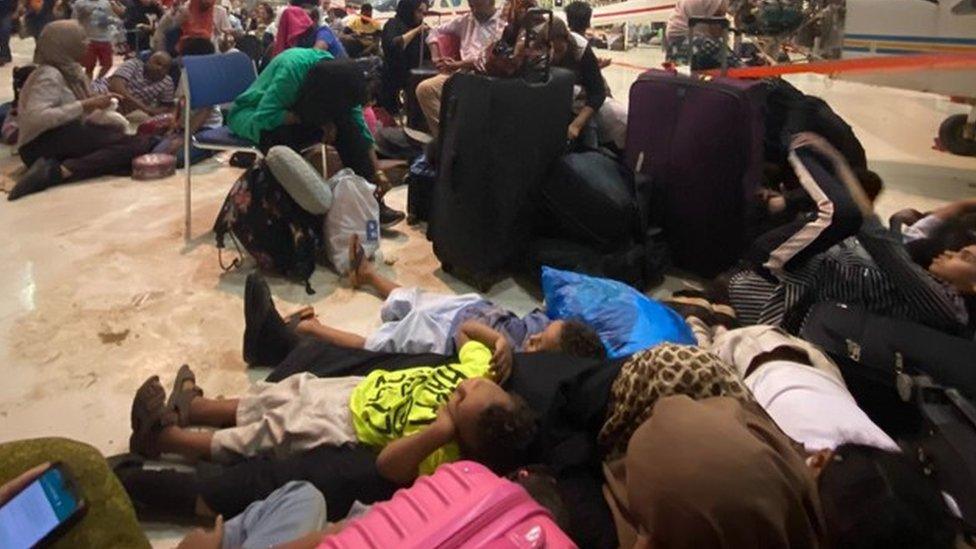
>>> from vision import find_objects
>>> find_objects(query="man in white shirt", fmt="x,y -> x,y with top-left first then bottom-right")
414,0 -> 505,137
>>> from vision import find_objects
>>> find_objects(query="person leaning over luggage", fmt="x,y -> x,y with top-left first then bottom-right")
8,20 -> 157,201
603,395 -> 959,549
378,0 -> 429,115
128,321 -> 537,486
544,17 -> 627,150
415,0 -> 505,137
725,132 -> 976,337
226,48 -> 405,227
242,247 -> 607,364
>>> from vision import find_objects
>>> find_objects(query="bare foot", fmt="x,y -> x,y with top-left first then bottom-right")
347,234 -> 372,288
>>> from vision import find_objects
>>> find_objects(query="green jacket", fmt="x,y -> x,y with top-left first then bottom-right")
227,48 -> 373,145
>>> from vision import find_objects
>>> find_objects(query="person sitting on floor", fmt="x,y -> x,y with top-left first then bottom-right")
339,3 -> 381,57
128,322 -> 537,486
242,247 -> 606,366
604,395 -> 958,549
8,20 -> 156,201
91,52 -> 175,119
545,17 -> 627,150
725,132 -> 976,337
415,0 -> 505,136
227,49 -> 405,227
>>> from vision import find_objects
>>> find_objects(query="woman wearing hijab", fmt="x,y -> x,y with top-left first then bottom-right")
272,3 -> 316,57
604,395 -> 957,549
378,0 -> 429,115
9,20 -> 156,201
664,0 -> 740,70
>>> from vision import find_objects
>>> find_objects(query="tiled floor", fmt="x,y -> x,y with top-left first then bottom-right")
0,37 -> 973,546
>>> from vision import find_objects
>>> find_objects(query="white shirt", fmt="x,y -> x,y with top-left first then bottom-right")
747,360 -> 900,453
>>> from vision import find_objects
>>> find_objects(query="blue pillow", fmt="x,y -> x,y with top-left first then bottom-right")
542,267 -> 696,358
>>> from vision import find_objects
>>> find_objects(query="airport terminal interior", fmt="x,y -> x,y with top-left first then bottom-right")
0,1 -> 974,546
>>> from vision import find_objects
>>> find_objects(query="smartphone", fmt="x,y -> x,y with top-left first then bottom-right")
0,463 -> 86,549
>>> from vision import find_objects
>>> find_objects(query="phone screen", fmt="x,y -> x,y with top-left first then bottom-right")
0,467 -> 80,549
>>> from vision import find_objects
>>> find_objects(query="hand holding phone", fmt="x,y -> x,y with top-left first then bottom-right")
0,462 -> 86,549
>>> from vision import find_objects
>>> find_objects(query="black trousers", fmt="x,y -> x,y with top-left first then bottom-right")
19,121 -> 155,181
745,146 -> 863,278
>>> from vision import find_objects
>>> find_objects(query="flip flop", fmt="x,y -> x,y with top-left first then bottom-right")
166,364 -> 203,427
129,376 -> 175,459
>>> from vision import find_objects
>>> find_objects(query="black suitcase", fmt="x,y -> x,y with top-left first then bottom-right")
801,303 -> 976,528
538,151 -> 641,252
428,69 -> 574,290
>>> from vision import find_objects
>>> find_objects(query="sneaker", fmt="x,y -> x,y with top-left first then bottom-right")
379,200 -> 406,229
8,158 -> 61,201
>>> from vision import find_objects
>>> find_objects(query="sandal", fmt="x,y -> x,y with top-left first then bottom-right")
129,376 -> 176,459
166,364 -> 203,427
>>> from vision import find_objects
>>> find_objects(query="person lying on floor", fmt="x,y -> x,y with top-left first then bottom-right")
227,48 -> 405,227
604,395 -> 958,549
128,322 -> 537,486
8,21 -> 157,201
724,132 -> 976,337
243,243 -> 607,365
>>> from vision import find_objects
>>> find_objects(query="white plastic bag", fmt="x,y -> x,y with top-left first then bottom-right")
324,168 -> 380,274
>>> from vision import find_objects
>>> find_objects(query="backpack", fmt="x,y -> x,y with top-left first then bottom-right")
213,161 -> 323,293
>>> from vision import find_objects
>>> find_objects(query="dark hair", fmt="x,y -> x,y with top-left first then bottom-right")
292,59 -> 368,126
565,1 -> 592,34
508,465 -> 571,532
465,394 -> 538,475
854,168 -> 883,203
818,444 -> 957,549
905,217 -> 976,269
181,37 -> 217,56
559,320 -> 606,359
361,2 -> 373,13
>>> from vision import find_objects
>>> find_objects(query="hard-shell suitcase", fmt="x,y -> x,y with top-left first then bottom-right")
318,460 -> 577,548
428,67 -> 574,290
538,151 -> 641,252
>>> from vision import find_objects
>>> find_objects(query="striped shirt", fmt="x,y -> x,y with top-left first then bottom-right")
730,215 -> 969,336
107,58 -> 175,108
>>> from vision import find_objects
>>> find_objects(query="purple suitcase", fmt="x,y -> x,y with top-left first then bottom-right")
625,69 -> 767,277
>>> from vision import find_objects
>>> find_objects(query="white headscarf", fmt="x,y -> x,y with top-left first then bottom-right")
666,0 -> 728,42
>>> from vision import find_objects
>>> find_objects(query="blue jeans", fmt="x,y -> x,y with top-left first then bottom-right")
221,481 -> 327,549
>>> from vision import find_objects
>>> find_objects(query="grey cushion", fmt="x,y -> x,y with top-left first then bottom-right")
265,146 -> 333,214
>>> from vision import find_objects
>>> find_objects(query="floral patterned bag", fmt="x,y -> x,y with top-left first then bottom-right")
213,161 -> 324,294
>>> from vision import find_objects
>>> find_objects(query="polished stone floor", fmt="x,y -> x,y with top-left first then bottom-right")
0,36 -> 973,546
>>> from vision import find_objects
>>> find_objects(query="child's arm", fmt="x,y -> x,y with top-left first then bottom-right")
376,407 -> 456,486
455,321 -> 513,384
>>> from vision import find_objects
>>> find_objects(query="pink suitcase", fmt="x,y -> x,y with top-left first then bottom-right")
318,461 -> 577,549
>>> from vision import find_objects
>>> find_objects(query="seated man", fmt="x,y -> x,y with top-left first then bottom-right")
415,0 -> 506,136
243,244 -> 606,366
128,321 -> 537,486
93,52 -> 175,119
339,2 -> 381,57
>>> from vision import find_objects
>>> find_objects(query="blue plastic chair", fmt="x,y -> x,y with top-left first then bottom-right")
180,51 -> 259,239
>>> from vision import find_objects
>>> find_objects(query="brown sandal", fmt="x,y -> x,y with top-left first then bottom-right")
348,233 -> 366,288
166,365 -> 203,427
129,376 -> 176,459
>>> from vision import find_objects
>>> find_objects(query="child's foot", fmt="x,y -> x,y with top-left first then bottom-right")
347,234 -> 371,289
166,364 -> 204,427
130,376 -> 177,459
